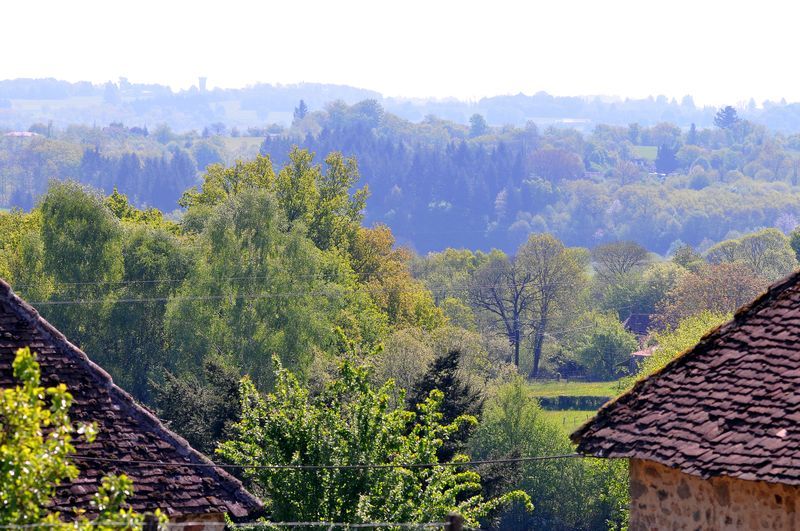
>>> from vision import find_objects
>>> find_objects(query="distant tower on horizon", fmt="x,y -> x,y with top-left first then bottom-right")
199,77 -> 207,93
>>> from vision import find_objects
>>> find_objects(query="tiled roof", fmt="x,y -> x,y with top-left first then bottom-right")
0,279 -> 262,518
572,270 -> 800,485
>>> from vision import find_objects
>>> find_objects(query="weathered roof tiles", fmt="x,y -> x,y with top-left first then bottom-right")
0,278 -> 262,518
572,270 -> 800,485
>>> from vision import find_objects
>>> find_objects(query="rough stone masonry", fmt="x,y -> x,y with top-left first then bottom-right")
630,459 -> 800,531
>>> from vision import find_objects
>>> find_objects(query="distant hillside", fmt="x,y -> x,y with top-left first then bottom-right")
5,99 -> 800,255
4,77 -> 800,133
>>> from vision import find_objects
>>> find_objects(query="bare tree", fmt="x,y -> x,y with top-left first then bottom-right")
520,234 -> 588,379
591,241 -> 649,285
469,254 -> 537,368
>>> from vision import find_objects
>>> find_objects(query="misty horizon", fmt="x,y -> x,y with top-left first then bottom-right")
0,75 -> 793,110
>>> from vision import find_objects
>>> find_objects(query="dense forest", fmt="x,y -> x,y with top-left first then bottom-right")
6,98 -> 800,254
7,84 -> 800,528
4,127 -> 799,527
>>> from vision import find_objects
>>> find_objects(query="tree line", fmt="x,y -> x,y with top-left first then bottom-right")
7,99 -> 800,256
3,143 -> 797,528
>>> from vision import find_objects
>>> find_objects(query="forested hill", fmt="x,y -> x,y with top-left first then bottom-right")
6,98 -> 800,254
263,104 -> 800,254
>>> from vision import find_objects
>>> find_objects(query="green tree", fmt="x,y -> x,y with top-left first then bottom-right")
655,262 -> 765,328
574,312 -> 639,380
218,357 -> 531,527
293,99 -> 309,122
600,261 -> 686,323
179,155 -> 276,211
714,106 -> 739,130
350,225 -> 444,331
687,123 -> 697,145
654,144 -> 678,173
790,227 -> 800,261
166,189 -> 372,388
310,151 -> 368,251
152,357 -> 242,456
736,228 -> 797,280
469,114 -> 489,137
671,244 -> 705,273
470,378 -> 628,530
591,241 -> 649,286
529,148 -> 584,181
2,347 -> 89,524
469,251 -> 538,368
39,182 -> 123,349
705,228 -> 797,281
102,224 -> 192,400
518,234 -> 588,379
0,209 -> 52,301
407,350 -> 484,460
625,311 -> 730,387
373,328 -> 436,400
1,347 -> 155,529
182,149 -> 367,252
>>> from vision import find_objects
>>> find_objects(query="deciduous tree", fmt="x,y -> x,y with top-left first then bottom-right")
218,357 -> 531,527
519,234 -> 588,378
469,252 -> 537,368
655,262 -> 766,328
591,241 -> 649,286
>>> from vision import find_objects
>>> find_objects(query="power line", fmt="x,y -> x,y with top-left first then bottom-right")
0,523 -> 461,530
23,291 -> 641,342
10,257 -> 617,291
70,453 -> 582,471
28,290 -> 341,306
227,522 -> 453,529
23,280 -> 609,307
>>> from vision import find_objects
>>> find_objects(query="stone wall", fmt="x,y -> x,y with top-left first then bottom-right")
630,458 -> 800,530
169,513 -> 225,531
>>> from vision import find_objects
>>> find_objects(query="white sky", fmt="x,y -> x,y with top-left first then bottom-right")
3,0 -> 799,105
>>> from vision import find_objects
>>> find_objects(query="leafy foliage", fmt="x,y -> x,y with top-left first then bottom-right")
655,262 -> 766,327
152,357 -> 243,455
573,312 -> 639,380
710,228 -> 797,280
625,311 -> 731,387
470,378 -> 628,530
0,347 -> 158,529
407,350 -> 484,460
218,357 -> 531,527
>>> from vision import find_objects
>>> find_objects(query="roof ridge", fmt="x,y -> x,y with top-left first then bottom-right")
0,278 -> 262,517
571,268 -> 800,447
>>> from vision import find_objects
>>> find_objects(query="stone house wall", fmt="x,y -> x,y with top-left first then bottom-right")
169,513 -> 225,531
630,458 -> 800,530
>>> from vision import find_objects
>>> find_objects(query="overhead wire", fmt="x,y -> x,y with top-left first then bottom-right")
69,453 -> 582,471
0,523 -> 464,530
10,256 -> 623,290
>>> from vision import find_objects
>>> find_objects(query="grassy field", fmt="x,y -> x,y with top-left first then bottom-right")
528,379 -> 625,398
542,410 -> 597,432
632,145 -> 658,161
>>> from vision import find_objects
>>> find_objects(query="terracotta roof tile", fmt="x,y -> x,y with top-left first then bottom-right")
0,279 -> 262,519
572,270 -> 800,485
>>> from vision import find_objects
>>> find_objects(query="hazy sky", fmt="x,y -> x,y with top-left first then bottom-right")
3,0 -> 799,105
